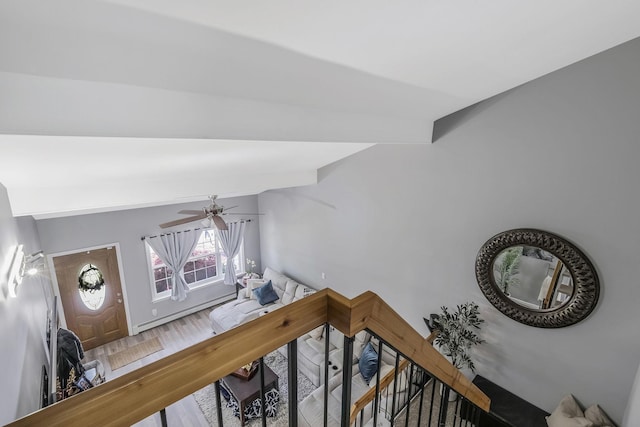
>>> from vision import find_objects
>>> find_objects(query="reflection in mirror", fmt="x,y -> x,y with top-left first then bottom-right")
492,245 -> 574,311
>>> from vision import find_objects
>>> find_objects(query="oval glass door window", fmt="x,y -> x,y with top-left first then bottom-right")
78,264 -> 106,310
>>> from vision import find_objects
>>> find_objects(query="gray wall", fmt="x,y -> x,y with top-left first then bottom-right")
624,364 -> 640,426
0,184 -> 52,424
258,37 -> 640,423
36,195 -> 261,331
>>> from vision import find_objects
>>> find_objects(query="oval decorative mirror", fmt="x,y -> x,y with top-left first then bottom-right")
475,229 -> 599,328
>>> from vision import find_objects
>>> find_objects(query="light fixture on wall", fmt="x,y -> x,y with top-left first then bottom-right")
7,247 -> 46,298
24,251 -> 45,276
8,244 -> 25,298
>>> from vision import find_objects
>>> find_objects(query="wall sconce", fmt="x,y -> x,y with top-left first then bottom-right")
8,247 -> 45,298
24,251 -> 44,274
8,244 -> 25,298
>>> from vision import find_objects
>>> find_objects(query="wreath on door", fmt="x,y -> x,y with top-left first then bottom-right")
78,264 -> 105,292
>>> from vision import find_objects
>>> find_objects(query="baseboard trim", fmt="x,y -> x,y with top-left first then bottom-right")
133,294 -> 235,334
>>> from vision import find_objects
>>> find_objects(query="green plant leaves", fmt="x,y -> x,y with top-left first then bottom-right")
433,302 -> 484,372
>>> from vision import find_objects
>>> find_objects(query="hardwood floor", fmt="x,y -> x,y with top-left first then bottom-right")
84,309 -> 216,427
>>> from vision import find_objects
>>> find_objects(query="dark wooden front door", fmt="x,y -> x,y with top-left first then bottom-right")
53,246 -> 128,350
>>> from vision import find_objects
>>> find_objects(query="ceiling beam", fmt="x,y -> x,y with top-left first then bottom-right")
0,72 -> 433,144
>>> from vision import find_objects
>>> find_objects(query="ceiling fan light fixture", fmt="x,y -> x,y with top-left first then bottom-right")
159,194 -> 247,230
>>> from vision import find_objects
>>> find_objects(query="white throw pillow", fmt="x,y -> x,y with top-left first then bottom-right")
547,395 -> 594,427
353,331 -> 369,360
245,279 -> 266,299
584,404 -> 615,427
281,280 -> 298,304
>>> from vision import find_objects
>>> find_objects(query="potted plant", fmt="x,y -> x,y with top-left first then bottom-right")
432,302 -> 484,400
243,258 -> 261,284
433,302 -> 484,373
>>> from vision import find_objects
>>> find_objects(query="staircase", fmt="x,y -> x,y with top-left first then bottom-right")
8,289 -> 490,427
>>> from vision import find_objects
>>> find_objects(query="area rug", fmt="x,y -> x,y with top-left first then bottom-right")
107,337 -> 164,370
193,350 -> 316,426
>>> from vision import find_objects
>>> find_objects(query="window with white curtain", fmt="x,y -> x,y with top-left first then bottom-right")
146,229 -> 244,300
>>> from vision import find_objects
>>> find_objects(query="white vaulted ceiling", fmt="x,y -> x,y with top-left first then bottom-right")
0,0 -> 638,217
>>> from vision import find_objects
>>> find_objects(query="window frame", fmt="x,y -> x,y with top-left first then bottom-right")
145,229 -> 245,302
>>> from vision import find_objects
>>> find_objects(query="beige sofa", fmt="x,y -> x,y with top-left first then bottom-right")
209,267 -> 314,333
209,267 -> 333,385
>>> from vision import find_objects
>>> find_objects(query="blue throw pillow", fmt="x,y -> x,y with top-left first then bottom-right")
359,342 -> 378,385
253,280 -> 279,306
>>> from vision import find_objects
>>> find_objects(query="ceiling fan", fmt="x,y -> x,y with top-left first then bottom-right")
159,195 -> 257,230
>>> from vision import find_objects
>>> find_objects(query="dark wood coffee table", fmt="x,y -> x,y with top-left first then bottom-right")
222,364 -> 279,426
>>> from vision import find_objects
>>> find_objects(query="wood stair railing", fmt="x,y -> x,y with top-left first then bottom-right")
8,289 -> 489,427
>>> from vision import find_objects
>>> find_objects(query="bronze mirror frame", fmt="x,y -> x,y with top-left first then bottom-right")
475,228 -> 599,328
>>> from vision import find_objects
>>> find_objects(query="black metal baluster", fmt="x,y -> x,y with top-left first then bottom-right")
159,408 -> 167,427
427,378 -> 436,427
474,406 -> 482,427
323,324 -> 330,427
259,357 -> 267,427
455,398 -> 461,427
372,340 -> 383,427
390,353 -> 400,426
438,382 -> 450,427
462,398 -> 471,427
340,335 -> 354,427
416,370 -> 426,427
471,402 -> 478,427
404,364 -> 414,427
457,398 -> 465,427
466,404 -> 473,427
214,380 -> 224,426
288,339 -> 298,427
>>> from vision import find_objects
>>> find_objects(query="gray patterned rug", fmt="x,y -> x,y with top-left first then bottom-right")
193,350 -> 316,426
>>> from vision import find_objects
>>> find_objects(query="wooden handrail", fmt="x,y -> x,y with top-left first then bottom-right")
9,290 -> 489,426
349,330 -> 439,423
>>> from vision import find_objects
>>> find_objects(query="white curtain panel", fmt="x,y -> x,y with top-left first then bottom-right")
147,229 -> 202,301
216,221 -> 247,285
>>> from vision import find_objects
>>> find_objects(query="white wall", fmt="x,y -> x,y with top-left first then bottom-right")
36,195 -> 261,331
258,37 -> 640,423
0,184 -> 51,424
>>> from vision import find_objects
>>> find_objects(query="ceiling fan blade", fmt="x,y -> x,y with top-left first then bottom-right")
178,209 -> 204,215
159,213 -> 207,229
221,205 -> 238,211
221,212 -> 264,215
212,215 -> 228,230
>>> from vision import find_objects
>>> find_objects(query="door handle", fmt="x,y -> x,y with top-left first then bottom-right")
117,299 -> 122,303
117,292 -> 122,296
